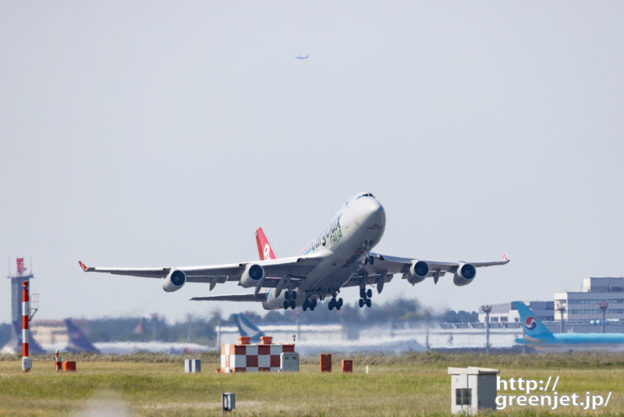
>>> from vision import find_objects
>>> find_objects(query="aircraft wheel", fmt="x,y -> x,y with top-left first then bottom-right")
290,300 -> 296,309
338,298 -> 343,308
303,299 -> 309,310
292,291 -> 297,300
328,298 -> 335,310
366,298 -> 372,308
366,289 -> 372,298
283,300 -> 289,309
359,288 -> 365,298
285,291 -> 290,300
359,298 -> 364,308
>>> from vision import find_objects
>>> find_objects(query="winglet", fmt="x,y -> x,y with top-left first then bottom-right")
503,254 -> 510,262
78,260 -> 88,271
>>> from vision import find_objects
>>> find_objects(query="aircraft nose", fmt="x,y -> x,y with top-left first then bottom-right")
363,198 -> 386,229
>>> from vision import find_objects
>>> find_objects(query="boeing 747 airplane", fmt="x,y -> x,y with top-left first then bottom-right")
79,192 -> 509,311
514,301 -> 624,352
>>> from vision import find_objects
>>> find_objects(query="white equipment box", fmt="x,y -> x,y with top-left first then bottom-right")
280,352 -> 299,372
448,366 -> 499,414
184,359 -> 201,373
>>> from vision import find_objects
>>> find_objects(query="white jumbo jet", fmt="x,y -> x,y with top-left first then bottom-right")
79,192 -> 509,311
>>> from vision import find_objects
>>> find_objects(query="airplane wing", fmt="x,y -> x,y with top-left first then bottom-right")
370,252 -> 508,274
78,255 -> 322,287
344,253 -> 509,287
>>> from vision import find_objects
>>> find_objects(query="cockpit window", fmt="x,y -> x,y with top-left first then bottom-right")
357,193 -> 375,199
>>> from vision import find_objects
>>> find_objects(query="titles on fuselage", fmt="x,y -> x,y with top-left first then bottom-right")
310,212 -> 343,252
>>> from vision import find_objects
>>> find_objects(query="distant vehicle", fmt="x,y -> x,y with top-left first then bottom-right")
295,54 -> 309,60
232,314 -> 264,343
79,192 -> 509,311
514,301 -> 624,352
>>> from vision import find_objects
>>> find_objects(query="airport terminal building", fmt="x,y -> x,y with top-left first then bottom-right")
478,278 -> 624,326
555,277 -> 624,321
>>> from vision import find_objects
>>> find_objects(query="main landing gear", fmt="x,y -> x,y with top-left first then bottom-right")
303,298 -> 317,311
358,288 -> 372,308
282,290 -> 297,310
328,296 -> 343,310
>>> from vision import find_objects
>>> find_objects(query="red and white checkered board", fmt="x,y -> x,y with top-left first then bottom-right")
220,343 -> 295,373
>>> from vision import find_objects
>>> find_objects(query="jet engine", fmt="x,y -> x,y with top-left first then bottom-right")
406,260 -> 429,285
162,269 -> 186,292
240,263 -> 265,288
453,263 -> 477,286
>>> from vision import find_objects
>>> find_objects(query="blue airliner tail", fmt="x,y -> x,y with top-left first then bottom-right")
65,319 -> 101,354
232,314 -> 264,343
513,301 -> 554,338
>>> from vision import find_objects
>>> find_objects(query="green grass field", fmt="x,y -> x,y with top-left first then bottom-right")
1,352 -> 623,416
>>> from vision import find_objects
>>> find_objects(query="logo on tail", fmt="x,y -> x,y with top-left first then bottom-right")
255,227 -> 277,260
524,317 -> 538,331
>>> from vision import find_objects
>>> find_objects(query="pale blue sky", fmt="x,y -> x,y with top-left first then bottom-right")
1,1 -> 623,323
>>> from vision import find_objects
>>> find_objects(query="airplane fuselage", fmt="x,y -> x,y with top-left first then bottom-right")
516,333 -> 624,352
262,193 -> 385,309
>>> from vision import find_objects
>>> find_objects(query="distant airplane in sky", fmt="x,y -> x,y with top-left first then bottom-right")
295,54 -> 309,60
514,301 -> 624,352
79,192 -> 509,312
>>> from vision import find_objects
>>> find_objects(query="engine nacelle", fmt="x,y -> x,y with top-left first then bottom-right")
162,269 -> 186,292
262,289 -> 285,310
453,263 -> 477,286
240,263 -> 265,288
406,260 -> 429,285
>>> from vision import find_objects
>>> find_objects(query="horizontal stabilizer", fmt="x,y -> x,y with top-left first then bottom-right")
190,293 -> 265,302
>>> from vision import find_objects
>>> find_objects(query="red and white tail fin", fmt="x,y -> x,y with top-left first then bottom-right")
255,227 -> 277,260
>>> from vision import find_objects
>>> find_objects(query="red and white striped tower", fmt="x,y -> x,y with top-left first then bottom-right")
55,350 -> 61,372
21,281 -> 32,372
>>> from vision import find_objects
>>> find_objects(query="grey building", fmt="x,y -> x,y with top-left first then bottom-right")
555,277 -> 624,321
